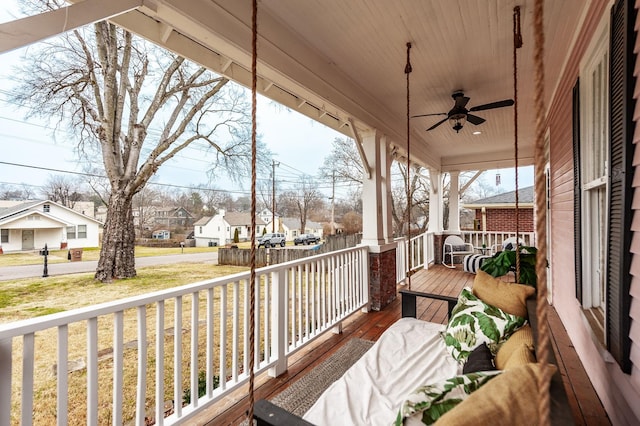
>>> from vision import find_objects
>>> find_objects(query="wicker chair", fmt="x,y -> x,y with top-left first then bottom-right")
442,235 -> 474,268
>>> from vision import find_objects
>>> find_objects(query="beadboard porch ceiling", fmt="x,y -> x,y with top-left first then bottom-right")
12,0 -> 589,172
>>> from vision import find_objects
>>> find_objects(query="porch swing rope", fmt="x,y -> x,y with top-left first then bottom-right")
248,0 -> 258,422
513,6 -> 522,283
532,0 -> 552,424
405,42 -> 413,288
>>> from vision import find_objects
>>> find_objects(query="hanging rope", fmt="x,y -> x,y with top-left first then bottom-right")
532,0 -> 551,424
405,42 -> 413,289
247,0 -> 258,422
513,6 -> 523,282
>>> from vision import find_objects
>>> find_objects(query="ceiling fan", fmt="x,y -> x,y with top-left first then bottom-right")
412,91 -> 514,133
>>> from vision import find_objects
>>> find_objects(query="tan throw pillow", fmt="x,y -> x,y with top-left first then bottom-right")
502,344 -> 536,370
472,270 -> 535,318
495,324 -> 534,370
434,363 -> 558,426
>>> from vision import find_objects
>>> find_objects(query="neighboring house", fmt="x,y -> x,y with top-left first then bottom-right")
259,208 -> 281,233
153,206 -> 194,228
281,218 -> 324,241
0,200 -> 102,252
193,209 -> 266,247
462,186 -> 534,233
151,229 -> 170,240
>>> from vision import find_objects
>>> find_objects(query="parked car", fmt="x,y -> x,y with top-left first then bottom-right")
294,233 -> 320,245
258,232 -> 286,248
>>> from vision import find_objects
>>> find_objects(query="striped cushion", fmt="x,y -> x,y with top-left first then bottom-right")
463,254 -> 491,274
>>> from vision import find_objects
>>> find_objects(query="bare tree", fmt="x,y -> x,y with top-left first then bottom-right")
280,176 -> 324,232
391,162 -> 430,236
341,211 -> 363,234
319,137 -> 364,186
11,1 -> 271,282
41,175 -> 84,208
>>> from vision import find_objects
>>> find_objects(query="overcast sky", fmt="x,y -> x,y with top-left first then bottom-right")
0,2 -> 532,202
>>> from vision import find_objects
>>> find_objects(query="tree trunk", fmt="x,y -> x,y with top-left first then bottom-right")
95,191 -> 136,282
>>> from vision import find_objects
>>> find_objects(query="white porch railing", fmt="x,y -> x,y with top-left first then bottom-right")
460,230 -> 536,251
396,232 -> 435,282
0,246 -> 369,426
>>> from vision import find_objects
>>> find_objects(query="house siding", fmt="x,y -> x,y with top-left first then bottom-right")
548,0 -> 639,424
473,208 -> 534,232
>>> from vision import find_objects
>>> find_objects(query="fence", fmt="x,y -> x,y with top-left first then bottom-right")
218,233 -> 362,267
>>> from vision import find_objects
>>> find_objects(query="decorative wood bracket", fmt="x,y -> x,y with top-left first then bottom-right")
347,117 -> 372,179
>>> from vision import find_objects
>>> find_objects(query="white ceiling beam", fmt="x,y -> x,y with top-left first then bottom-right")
348,118 -> 371,179
0,0 -> 143,55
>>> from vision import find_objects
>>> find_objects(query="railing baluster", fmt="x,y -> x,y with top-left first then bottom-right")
264,272 -> 270,363
57,325 -> 68,426
155,302 -> 165,426
21,332 -> 34,426
242,280 -> 249,381
87,317 -> 98,426
206,288 -> 214,398
219,287 -> 227,390
254,275 -> 261,369
174,296 -> 183,418
112,312 -> 124,426
136,306 -> 147,424
232,282 -> 239,381
190,292 -> 199,408
297,266 -> 302,344
0,338 -> 11,426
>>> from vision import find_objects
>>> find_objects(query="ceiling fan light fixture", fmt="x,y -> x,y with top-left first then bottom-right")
449,114 -> 466,133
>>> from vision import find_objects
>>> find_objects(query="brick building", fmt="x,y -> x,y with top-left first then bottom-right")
462,186 -> 534,233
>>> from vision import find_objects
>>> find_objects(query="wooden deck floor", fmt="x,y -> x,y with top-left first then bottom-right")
193,265 -> 610,426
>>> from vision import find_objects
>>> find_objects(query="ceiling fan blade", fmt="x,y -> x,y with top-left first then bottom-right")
469,99 -> 515,112
427,117 -> 449,131
411,112 -> 447,118
454,95 -> 470,109
466,114 -> 486,125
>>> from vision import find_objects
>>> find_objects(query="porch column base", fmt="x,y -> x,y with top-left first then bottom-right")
368,244 -> 396,311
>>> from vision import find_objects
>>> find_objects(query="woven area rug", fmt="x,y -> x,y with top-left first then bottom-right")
271,338 -> 374,417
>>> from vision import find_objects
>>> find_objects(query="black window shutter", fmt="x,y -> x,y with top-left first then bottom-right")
572,79 -> 582,303
607,0 -> 635,374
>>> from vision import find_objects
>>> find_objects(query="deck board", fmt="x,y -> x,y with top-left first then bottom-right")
195,265 -> 609,426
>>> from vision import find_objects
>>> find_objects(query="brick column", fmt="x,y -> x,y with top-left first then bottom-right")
369,244 -> 396,311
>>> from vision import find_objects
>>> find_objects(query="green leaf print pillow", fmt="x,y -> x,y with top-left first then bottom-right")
393,370 -> 502,426
442,287 -> 526,362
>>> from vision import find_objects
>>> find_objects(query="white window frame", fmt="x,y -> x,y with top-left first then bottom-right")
1,229 -> 8,243
67,226 -> 76,240
77,225 -> 87,239
579,16 -> 609,312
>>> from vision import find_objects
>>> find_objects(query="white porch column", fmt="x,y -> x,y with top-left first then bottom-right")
448,171 -> 461,233
428,169 -> 443,233
361,130 -> 391,245
360,129 -> 396,311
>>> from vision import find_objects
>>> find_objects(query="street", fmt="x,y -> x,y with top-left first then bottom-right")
0,252 -> 219,281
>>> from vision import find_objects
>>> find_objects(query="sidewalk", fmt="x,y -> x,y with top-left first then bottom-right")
0,252 -> 218,281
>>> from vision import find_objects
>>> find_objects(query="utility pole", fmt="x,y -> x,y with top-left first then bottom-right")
330,170 -> 336,235
272,160 -> 279,232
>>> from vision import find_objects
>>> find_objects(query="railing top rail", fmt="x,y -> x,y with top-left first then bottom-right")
0,245 -> 368,339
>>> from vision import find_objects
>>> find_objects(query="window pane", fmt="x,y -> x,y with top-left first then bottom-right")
1,229 -> 8,243
67,226 -> 76,239
78,225 -> 87,239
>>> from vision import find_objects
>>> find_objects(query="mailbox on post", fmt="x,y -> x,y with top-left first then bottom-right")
39,244 -> 49,277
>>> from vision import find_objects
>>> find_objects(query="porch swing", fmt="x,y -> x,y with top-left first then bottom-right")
246,1 -> 571,425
